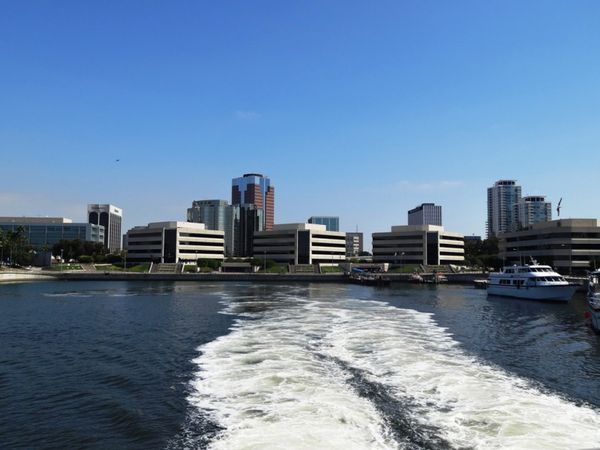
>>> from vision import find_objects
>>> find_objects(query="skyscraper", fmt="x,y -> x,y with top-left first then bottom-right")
515,196 -> 552,229
408,203 -> 442,226
187,199 -> 236,256
88,204 -> 122,252
308,216 -> 340,231
231,173 -> 275,230
187,200 -> 229,230
487,180 -> 522,238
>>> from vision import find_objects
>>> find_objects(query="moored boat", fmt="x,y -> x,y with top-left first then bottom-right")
487,262 -> 577,301
587,270 -> 600,332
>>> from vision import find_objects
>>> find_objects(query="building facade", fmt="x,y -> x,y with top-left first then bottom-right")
125,221 -> 224,263
307,216 -> 340,232
253,223 -> 346,265
408,203 -> 442,226
187,200 -> 229,230
88,204 -> 123,252
498,219 -> 600,274
487,180 -> 522,238
515,196 -> 552,229
231,173 -> 275,230
0,217 -> 104,250
345,232 -> 364,256
372,225 -> 464,266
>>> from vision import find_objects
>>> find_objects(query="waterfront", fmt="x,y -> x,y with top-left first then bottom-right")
1,281 -> 600,449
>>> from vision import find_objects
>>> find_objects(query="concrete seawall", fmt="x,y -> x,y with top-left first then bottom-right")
0,272 -> 56,283
46,271 -> 486,284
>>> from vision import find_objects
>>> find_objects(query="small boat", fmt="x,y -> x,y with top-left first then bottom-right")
473,279 -> 488,289
487,260 -> 577,301
586,270 -> 600,332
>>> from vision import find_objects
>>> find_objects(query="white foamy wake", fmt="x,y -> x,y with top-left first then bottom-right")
187,294 -> 600,450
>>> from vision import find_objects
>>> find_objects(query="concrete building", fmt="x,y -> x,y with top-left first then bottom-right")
232,173 -> 275,230
372,225 -> 464,266
408,203 -> 442,226
498,219 -> 600,274
515,196 -> 552,229
0,217 -> 104,250
253,223 -> 346,265
346,232 -> 364,257
487,180 -> 522,238
308,216 -> 340,232
88,204 -> 123,251
125,221 -> 224,263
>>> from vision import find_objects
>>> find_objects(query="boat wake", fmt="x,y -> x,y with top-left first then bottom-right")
181,290 -> 600,449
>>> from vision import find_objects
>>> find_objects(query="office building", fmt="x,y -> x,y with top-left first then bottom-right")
372,225 -> 464,266
187,200 -> 229,230
0,217 -> 104,250
515,196 -> 552,229
231,173 -> 275,230
308,216 -> 340,232
253,223 -> 346,265
88,204 -> 123,252
125,221 -> 224,263
487,180 -> 522,238
498,219 -> 600,274
345,232 -> 364,256
232,204 -> 264,257
408,203 -> 442,226
187,199 -> 236,256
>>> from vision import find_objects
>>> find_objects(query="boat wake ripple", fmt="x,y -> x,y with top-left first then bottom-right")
184,293 -> 600,449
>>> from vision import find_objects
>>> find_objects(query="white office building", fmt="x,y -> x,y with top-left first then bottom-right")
372,225 -> 464,266
125,221 -> 224,263
253,223 -> 346,265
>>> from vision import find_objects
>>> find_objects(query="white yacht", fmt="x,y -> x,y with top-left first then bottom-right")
487,262 -> 577,301
587,270 -> 600,331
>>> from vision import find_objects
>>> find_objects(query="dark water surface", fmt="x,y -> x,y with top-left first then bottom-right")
1,281 -> 599,449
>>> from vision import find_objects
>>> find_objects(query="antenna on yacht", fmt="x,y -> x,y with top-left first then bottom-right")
557,198 -> 562,217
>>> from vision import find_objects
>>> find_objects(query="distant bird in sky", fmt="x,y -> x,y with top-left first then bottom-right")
557,198 -> 563,217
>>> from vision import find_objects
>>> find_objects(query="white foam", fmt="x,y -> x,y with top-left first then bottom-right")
188,293 -> 600,449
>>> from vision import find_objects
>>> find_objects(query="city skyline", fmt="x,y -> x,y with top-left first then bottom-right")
2,2 -> 599,247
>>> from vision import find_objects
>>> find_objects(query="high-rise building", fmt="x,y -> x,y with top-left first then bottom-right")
308,216 -> 340,232
515,196 -> 552,229
487,180 -> 521,238
187,200 -> 229,230
88,204 -> 123,252
231,173 -> 275,230
408,203 -> 442,226
186,200 -> 239,257
232,204 -> 264,257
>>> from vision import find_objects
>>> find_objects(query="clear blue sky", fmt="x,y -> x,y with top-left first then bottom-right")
1,1 -> 599,247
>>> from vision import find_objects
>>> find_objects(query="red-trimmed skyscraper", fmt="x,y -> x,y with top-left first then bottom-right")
231,173 -> 275,230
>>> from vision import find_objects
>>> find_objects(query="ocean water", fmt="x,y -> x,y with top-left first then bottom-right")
1,281 -> 599,449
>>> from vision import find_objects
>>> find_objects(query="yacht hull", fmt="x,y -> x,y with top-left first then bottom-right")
487,284 -> 577,301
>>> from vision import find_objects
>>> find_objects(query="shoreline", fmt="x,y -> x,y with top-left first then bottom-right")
2,270 -> 486,284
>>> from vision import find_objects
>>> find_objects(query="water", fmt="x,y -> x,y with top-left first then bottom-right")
1,281 -> 599,449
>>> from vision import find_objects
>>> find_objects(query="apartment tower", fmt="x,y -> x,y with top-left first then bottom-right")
487,180 -> 521,238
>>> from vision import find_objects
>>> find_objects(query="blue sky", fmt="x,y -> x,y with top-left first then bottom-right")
1,1 -> 599,246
